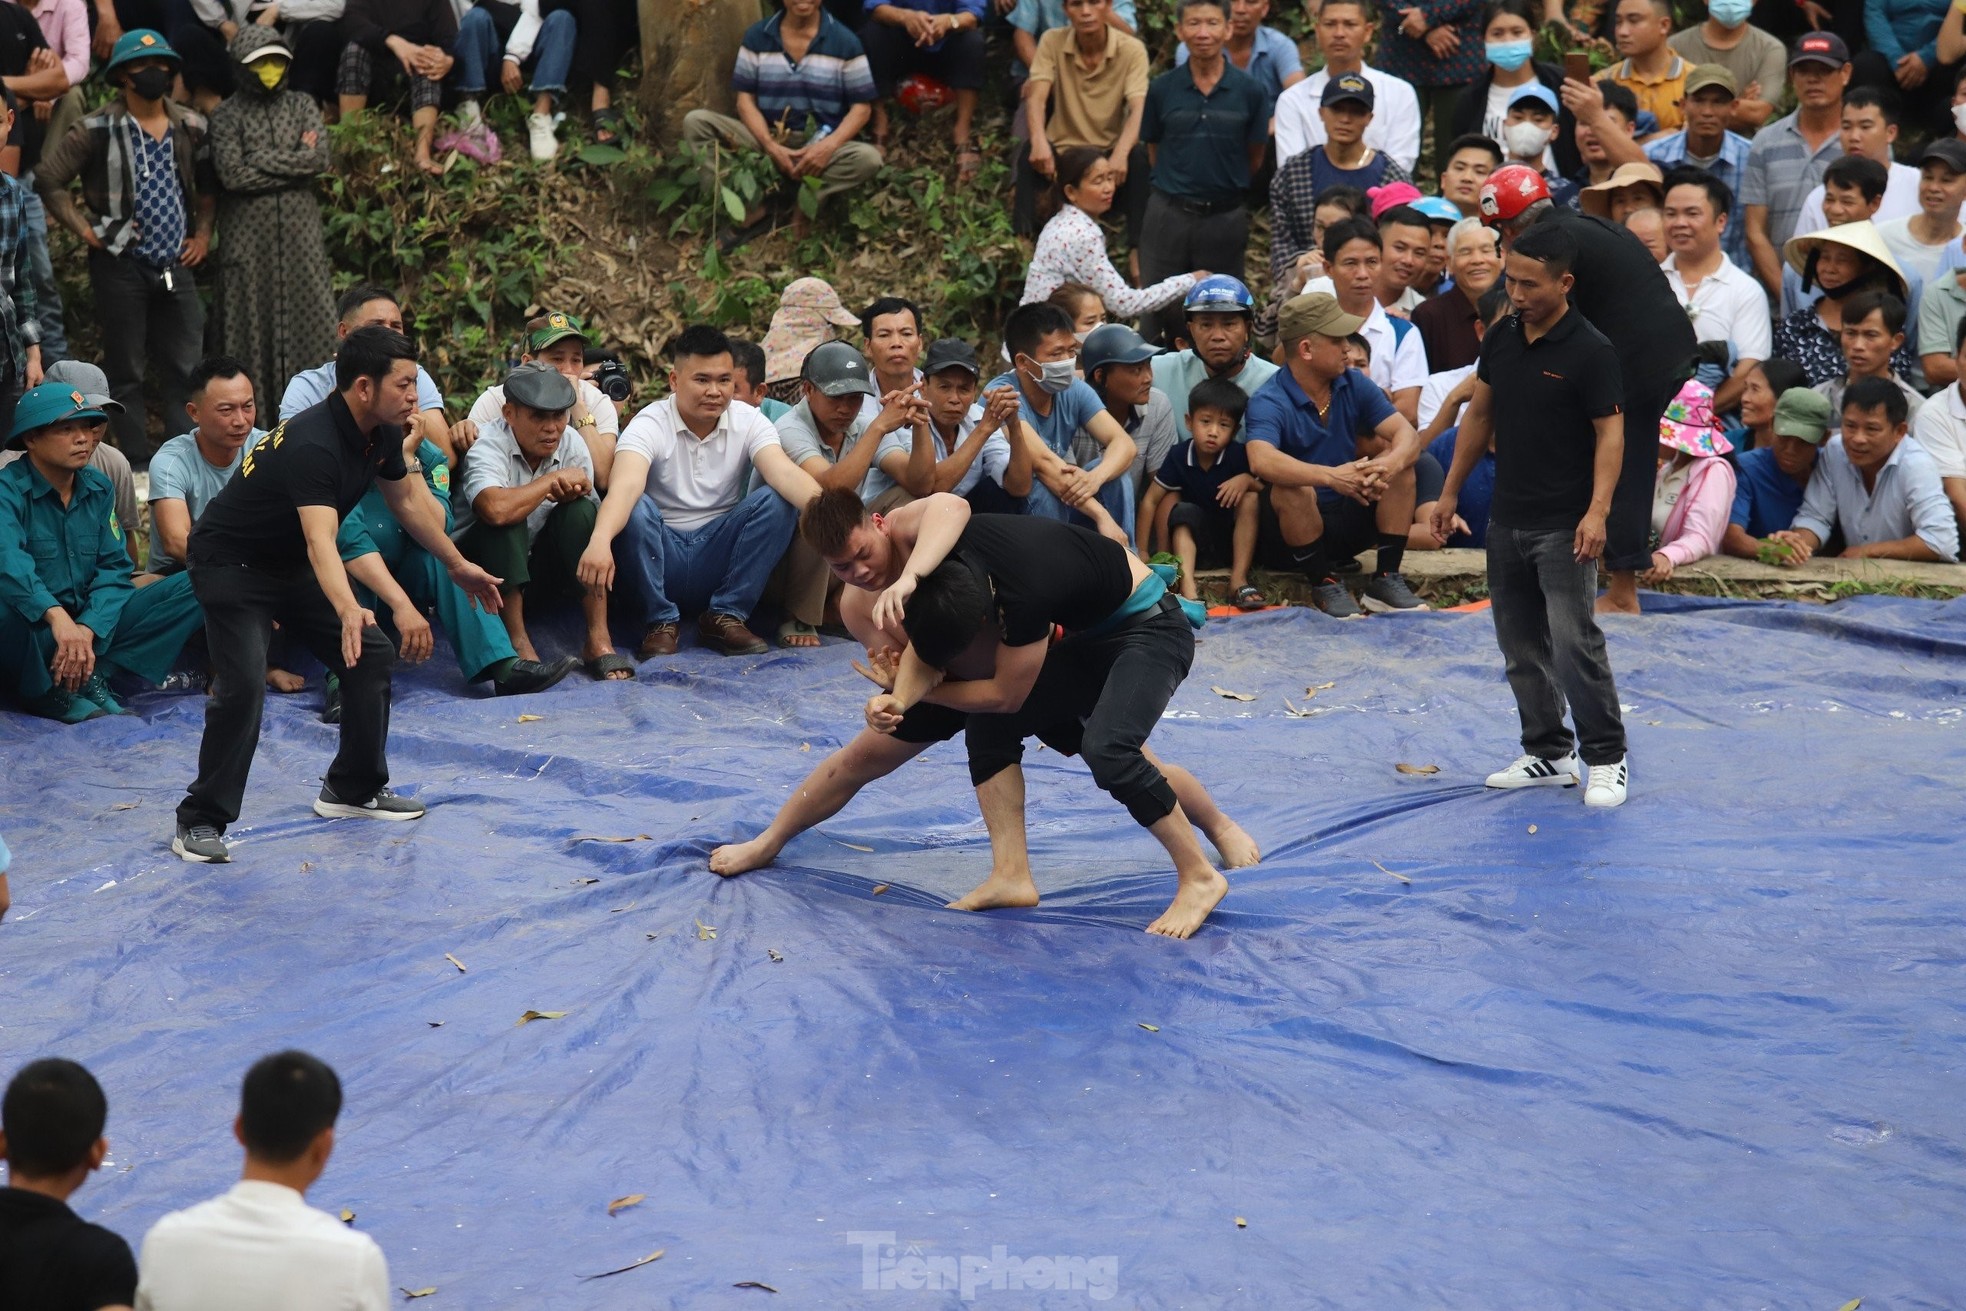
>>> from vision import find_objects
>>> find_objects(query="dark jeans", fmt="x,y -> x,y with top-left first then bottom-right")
861,21 -> 985,94
89,250 -> 205,466
1486,523 -> 1625,767
1136,190 -> 1249,345
1013,140 -> 1149,242
177,561 -> 397,833
541,0 -> 633,93
1605,373 -> 1685,574
966,593 -> 1194,827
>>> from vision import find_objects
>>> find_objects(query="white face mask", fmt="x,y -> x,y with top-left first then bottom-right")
1021,355 -> 1078,394
1504,121 -> 1552,160
1953,102 -> 1966,135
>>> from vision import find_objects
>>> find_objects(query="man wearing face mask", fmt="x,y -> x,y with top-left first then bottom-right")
1667,0 -> 1786,133
37,30 -> 215,469
985,300 -> 1137,530
1499,84 -> 1578,210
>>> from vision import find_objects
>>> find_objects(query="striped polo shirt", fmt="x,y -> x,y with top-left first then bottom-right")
732,11 -> 877,134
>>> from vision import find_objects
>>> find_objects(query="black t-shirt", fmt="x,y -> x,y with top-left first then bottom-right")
1537,208 -> 1698,396
950,515 -> 1134,647
0,1185 -> 139,1311
0,4 -> 49,163
1478,306 -> 1624,531
189,391 -> 409,569
1153,439 -> 1251,510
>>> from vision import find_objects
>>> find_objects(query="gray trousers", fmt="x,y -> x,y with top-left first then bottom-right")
1486,523 -> 1626,767
1135,189 -> 1248,344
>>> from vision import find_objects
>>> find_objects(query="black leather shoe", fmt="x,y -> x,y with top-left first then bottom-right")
493,656 -> 580,696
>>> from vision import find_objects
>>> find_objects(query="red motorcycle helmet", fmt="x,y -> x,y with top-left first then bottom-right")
1478,164 -> 1552,226
896,74 -> 954,114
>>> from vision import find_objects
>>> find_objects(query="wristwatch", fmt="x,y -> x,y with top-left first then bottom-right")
575,414 -> 598,428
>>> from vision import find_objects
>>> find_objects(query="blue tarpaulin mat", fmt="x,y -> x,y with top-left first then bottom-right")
3,595 -> 1963,1307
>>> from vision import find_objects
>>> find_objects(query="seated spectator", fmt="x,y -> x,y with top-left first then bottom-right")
1080,321 -> 1176,530
864,338 -> 1028,506
460,313 -> 618,490
0,384 -> 203,720
1595,0 -> 1687,139
862,0 -> 985,180
1771,377 -> 1960,564
1721,356 -> 1807,450
1660,169 -> 1767,412
730,337 -> 791,421
1287,74 -> 1410,198
1275,0 -> 1421,172
1245,291 -> 1429,616
1046,280 -> 1107,338
1640,379 -> 1737,586
1,362 -> 142,570
446,0 -> 581,163
281,284 -> 453,457
1622,204 -> 1667,261
1307,217 -> 1427,422
1876,139 -> 1966,337
1919,241 -> 1966,388
581,325 -> 820,659
452,362 -> 626,680
1722,386 -> 1831,559
1449,0 -> 1581,181
1785,156 -> 1891,318
1666,0 -> 1785,132
336,0 -> 456,176
680,0 -> 881,238
1139,375 -> 1263,607
0,1058 -> 136,1310
759,277 -> 862,402
1151,275 -> 1277,432
1579,159 -> 1663,223
134,1052 -> 391,1311
1439,132 -> 1502,218
861,295 -> 925,402
987,299 -> 1136,526
1418,285 -> 1513,438
1909,316 -> 1966,535
1812,289 -> 1926,430
1776,223 -> 1918,387
1175,0 -> 1303,102
1414,284 -> 1512,547
1644,64 -> 1753,268
1368,202 -> 1437,316
1408,195 -> 1464,296
1263,175 -> 1369,333
1024,143 -> 1191,312
1851,0 -> 1956,140
1792,88 -> 1918,238
1498,84 -> 1579,210
179,1 -> 347,105
544,0 -> 632,147
1410,216 -> 1499,371
37,30 -> 213,468
1007,0 -> 1138,83
145,355 -> 265,577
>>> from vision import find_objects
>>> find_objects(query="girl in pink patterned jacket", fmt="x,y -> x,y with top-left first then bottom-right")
1645,379 -> 1738,586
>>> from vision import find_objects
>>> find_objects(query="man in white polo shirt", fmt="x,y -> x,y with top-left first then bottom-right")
1273,0 -> 1419,171
134,1052 -> 389,1311
577,325 -> 823,659
1909,314 -> 1966,540
1660,168 -> 1769,414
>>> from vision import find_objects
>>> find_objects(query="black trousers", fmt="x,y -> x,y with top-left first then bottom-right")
1136,190 -> 1248,345
89,250 -> 204,466
177,561 -> 397,833
541,0 -> 633,92
1605,373 -> 1687,575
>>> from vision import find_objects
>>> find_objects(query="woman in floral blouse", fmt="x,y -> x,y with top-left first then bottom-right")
1021,147 -> 1201,320
1773,222 -> 1920,387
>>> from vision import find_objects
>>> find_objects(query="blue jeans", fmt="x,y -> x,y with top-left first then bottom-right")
19,182 -> 66,363
1023,470 -> 1134,537
612,487 -> 797,628
452,5 -> 575,97
1486,523 -> 1626,767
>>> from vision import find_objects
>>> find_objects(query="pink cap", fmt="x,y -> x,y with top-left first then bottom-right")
1368,182 -> 1424,220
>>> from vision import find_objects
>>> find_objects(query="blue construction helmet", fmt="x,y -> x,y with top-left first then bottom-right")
1183,275 -> 1254,317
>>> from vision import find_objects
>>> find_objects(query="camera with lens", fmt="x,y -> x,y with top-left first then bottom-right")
590,359 -> 632,404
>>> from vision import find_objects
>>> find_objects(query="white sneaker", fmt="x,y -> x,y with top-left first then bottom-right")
1485,753 -> 1580,789
527,112 -> 559,162
1583,758 -> 1629,808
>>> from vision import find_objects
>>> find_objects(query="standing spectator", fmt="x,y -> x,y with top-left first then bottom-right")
280,284 -> 453,459
1666,0 -> 1786,133
37,29 -> 214,468
1375,0 -> 1487,175
1722,385 -> 1831,557
1175,0 -> 1302,101
1853,0 -> 1958,138
1564,79 -> 1651,192
1014,0 -> 1149,240
336,0 -> 456,176
1641,379 -> 1738,588
1298,74 -> 1410,196
681,0 -> 880,239
1875,138 -> 1966,335
1435,221 -> 1629,806
1742,32 -> 1850,298
1660,169 -> 1766,413
1007,0 -> 1137,82
1771,377 -> 1960,564
1410,216 -> 1499,370
134,1052 -> 392,1311
1784,154 -> 1890,317
1578,159 -> 1662,223
1775,223 -> 1917,387
1793,88 -> 1920,237
15,1 -> 82,367
1022,148 -> 1197,319
1594,0 -> 1686,139
1917,241 -> 1966,387
0,1058 -> 137,1311
1439,131 -> 1500,217
1910,315 -> 1966,535
1643,64 -> 1753,269
209,28 -> 331,422
1136,0 -> 1269,344
1449,0 -> 1580,180
862,0 -> 985,181
1150,275 -> 1277,433
446,0 -> 580,163
1276,0 -> 1420,171
0,90 -> 40,438
1497,84 -> 1578,209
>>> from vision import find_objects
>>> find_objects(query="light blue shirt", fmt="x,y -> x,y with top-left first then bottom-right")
144,429 -> 268,570
1792,434 -> 1959,561
864,406 -> 1013,501
279,361 -> 447,421
451,418 -> 596,545
1149,351 -> 1279,440
774,399 -> 887,501
1645,127 -> 1753,269
984,372 -> 1105,459
1175,25 -> 1303,102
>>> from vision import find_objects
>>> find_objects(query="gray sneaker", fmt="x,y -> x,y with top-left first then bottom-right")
1309,579 -> 1363,619
172,824 -> 231,863
1361,572 -> 1430,613
314,786 -> 426,821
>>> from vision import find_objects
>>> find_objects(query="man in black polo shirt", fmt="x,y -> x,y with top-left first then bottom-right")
0,1058 -> 138,1311
172,327 -> 504,864
1479,163 -> 1697,615
1435,222 -> 1630,808
1136,0 -> 1272,343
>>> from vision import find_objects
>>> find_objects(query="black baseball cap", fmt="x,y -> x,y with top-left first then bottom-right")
922,338 -> 980,377
1789,31 -> 1849,67
1920,139 -> 1966,174
1322,72 -> 1374,109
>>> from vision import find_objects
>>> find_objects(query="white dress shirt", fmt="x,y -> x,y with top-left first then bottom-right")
1662,251 -> 1772,362
1418,364 -> 1476,431
1273,63 -> 1421,173
468,378 -> 619,436
1910,382 -> 1966,480
1793,162 -> 1926,237
616,398 -> 783,532
135,1180 -> 391,1311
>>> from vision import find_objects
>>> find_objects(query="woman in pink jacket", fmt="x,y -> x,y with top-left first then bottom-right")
1644,379 -> 1738,587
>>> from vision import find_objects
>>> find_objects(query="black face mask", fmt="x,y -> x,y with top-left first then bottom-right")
128,67 -> 174,101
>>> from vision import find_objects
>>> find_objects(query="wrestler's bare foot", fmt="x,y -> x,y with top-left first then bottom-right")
265,668 -> 305,693
709,835 -> 781,876
947,868 -> 1040,911
1146,868 -> 1229,939
1205,820 -> 1261,869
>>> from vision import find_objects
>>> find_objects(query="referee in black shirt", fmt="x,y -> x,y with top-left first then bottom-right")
1434,221 -> 1631,809
171,328 -> 504,863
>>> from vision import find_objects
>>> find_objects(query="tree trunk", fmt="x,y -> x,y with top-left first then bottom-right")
638,0 -> 759,143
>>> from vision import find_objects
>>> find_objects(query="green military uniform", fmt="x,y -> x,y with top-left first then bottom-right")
0,459 -> 203,714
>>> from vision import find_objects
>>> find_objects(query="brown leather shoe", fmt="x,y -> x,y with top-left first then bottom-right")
637,621 -> 681,659
697,612 -> 768,656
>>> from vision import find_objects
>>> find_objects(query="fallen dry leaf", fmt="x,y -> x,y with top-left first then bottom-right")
1307,681 -> 1336,693
1235,1216 -> 1247,1228
1394,763 -> 1441,776
609,902 -> 638,913
734,1282 -> 780,1293
426,1021 -> 444,1028
1138,1023 -> 1160,1032
1527,824 -> 1539,834
695,919 -> 717,941
517,714 -> 544,723
870,884 -> 890,896
829,837 -> 875,852
109,801 -> 140,811
516,1010 -> 567,1026
299,861 -> 315,873
572,877 -> 600,885
341,1209 -> 356,1224
444,953 -> 466,973
644,932 -> 660,941
1371,860 -> 1412,886
401,1289 -> 437,1299
607,1193 -> 646,1216
799,742 -> 811,752
1837,1300 -> 1862,1311
1210,685 -> 1257,701
579,1250 -> 665,1281
1282,699 -> 1315,718
571,834 -> 653,844
768,948 -> 784,962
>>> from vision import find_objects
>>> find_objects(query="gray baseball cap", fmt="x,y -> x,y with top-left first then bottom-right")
801,340 -> 878,398
43,360 -> 127,414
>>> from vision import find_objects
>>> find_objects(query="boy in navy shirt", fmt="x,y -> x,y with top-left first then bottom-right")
1139,377 -> 1265,608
